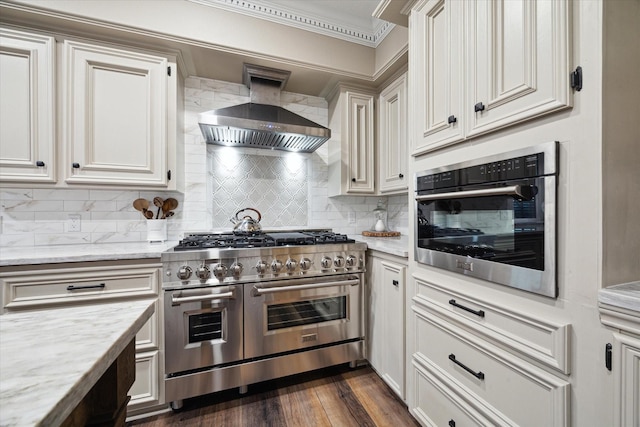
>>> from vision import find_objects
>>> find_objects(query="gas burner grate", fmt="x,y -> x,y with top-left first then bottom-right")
172,231 -> 355,251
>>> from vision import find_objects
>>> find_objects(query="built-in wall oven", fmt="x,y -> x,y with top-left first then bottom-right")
415,141 -> 558,297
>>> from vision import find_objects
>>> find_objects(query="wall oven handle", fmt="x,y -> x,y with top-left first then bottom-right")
253,278 -> 360,295
171,291 -> 234,305
415,184 -> 532,201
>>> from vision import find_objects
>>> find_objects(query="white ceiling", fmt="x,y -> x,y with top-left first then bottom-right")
190,0 -> 393,47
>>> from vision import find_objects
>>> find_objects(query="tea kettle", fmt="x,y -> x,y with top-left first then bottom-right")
230,208 -> 262,235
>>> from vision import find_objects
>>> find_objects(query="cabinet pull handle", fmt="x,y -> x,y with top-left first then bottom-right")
605,343 -> 612,371
36,161 -> 45,167
351,178 -> 356,182
448,420 -> 456,427
67,283 -> 106,291
72,162 -> 80,168
449,353 -> 485,380
449,299 -> 485,318
399,173 -> 404,178
447,115 -> 457,124
474,102 -> 485,112
392,280 -> 399,287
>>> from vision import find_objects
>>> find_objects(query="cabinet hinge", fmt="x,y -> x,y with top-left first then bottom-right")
167,170 -> 172,181
167,66 -> 172,77
570,66 -> 582,92
605,343 -> 612,371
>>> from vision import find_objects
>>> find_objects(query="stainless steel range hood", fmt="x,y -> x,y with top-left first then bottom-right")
198,64 -> 331,153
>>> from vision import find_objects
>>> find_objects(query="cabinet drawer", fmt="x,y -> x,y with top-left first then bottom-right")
2,264 -> 160,310
412,357 -> 508,426
414,277 -> 571,374
413,304 -> 569,427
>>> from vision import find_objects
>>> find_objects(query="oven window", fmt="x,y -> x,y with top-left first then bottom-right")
188,311 -> 223,343
267,296 -> 347,331
417,181 -> 545,270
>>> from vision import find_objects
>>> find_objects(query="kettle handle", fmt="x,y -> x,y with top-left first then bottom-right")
234,207 -> 262,222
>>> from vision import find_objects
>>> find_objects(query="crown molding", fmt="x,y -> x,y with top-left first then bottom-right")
188,0 -> 395,48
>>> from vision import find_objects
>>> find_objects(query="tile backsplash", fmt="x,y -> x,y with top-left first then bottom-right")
0,76 -> 408,248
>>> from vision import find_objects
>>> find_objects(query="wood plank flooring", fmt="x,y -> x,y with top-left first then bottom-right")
127,365 -> 420,427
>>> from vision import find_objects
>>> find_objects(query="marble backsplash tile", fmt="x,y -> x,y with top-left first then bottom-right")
0,76 -> 408,248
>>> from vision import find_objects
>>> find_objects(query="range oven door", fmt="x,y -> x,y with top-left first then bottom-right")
416,176 -> 556,297
164,284 -> 243,375
244,274 -> 363,359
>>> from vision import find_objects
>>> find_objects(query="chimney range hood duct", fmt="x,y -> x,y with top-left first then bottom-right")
198,64 -> 331,153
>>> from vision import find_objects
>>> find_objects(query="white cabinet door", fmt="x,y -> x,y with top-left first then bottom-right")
367,254 -> 406,400
614,333 -> 640,427
411,0 -> 464,154
0,27 -> 56,184
466,0 -> 572,138
63,40 -> 174,188
328,85 -> 376,196
378,73 -> 408,194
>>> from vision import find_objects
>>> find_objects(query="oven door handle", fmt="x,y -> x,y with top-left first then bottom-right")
171,291 -> 234,305
252,278 -> 360,296
415,184 -> 533,201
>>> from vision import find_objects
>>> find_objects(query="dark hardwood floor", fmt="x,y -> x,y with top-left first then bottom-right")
128,365 -> 420,427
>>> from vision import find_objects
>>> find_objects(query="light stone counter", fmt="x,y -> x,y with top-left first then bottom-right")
352,234 -> 409,258
0,241 -> 177,267
598,281 -> 640,314
0,299 -> 155,427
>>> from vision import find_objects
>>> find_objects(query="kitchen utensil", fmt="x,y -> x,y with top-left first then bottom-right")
133,198 -> 150,218
230,207 -> 262,235
162,198 -> 179,218
164,211 -> 175,219
153,197 -> 164,219
144,209 -> 154,219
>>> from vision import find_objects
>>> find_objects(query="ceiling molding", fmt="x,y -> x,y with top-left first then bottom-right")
188,0 -> 395,47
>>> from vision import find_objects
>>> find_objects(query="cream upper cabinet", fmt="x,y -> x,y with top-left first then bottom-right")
63,40 -> 178,189
367,252 -> 406,400
0,27 -> 56,184
328,84 -> 376,196
377,72 -> 408,195
411,0 -> 572,155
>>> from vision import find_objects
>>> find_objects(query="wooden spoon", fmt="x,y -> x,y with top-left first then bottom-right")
133,199 -> 150,218
161,198 -> 179,218
143,209 -> 154,219
153,197 -> 164,219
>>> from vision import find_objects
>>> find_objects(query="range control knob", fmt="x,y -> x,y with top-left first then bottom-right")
212,263 -> 227,281
230,262 -> 243,278
255,260 -> 267,275
285,258 -> 297,273
195,265 -> 211,280
320,256 -> 332,269
299,257 -> 312,271
271,259 -> 283,273
334,256 -> 345,268
177,265 -> 192,281
345,255 -> 357,268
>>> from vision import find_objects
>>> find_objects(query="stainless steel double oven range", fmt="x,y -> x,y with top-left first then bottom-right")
161,231 -> 366,409
415,141 -> 558,297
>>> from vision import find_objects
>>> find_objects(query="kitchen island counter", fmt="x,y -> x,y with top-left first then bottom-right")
0,299 -> 155,426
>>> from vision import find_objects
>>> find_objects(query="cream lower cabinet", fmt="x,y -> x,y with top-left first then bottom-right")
366,251 -> 406,400
328,84 -> 376,196
377,72 -> 408,195
63,39 -> 178,189
410,0 -> 572,155
409,276 -> 571,426
0,27 -> 56,184
0,260 -> 165,415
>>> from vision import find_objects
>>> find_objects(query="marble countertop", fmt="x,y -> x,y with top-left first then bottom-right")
353,234 -> 409,258
0,299 -> 155,427
0,241 -> 177,267
598,281 -> 640,314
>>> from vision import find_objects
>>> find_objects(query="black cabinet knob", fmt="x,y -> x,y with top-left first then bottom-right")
72,162 -> 80,168
447,115 -> 457,124
474,102 -> 486,112
36,161 -> 45,167
399,173 -> 404,179
351,178 -> 356,182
